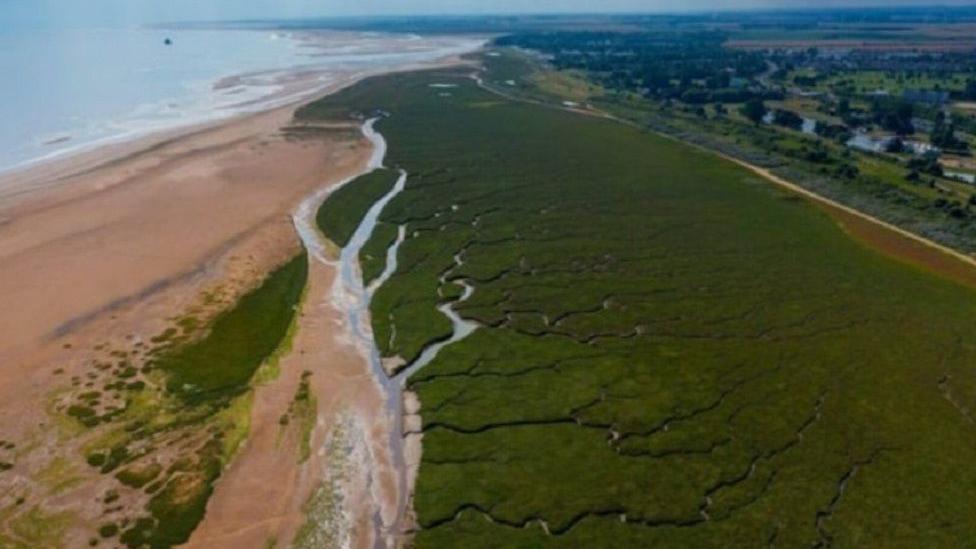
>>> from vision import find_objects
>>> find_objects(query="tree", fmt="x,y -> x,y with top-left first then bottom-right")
772,109 -> 804,130
835,163 -> 859,179
837,98 -> 851,117
965,79 -> 976,101
908,152 -> 943,177
836,98 -> 860,127
885,138 -> 905,154
931,112 -> 967,151
740,98 -> 767,126
872,99 -> 914,136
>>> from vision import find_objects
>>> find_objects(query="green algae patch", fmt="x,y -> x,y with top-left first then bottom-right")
115,253 -> 306,546
115,462 -> 162,489
215,391 -> 253,465
293,372 -> 317,464
276,371 -> 317,463
156,252 -> 308,403
5,506 -> 74,548
315,168 -> 399,248
36,456 -> 84,494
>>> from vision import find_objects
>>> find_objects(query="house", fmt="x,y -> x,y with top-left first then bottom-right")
905,141 -> 940,155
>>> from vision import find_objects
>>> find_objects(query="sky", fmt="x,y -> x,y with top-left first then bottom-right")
3,0 -> 976,28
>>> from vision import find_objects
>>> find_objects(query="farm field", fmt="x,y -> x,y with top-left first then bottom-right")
791,70 -> 971,96
725,23 -> 976,52
298,64 -> 976,547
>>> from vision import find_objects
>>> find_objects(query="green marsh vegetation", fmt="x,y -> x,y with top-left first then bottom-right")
155,252 -> 307,403
314,168 -> 400,248
359,221 -> 400,286
301,65 -> 976,546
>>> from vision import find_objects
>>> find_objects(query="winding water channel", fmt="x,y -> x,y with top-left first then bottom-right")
294,117 -> 479,547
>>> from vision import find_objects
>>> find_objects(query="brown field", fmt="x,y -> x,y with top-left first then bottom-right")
817,201 -> 976,290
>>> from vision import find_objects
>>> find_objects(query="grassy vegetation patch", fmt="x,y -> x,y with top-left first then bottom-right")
301,64 -> 976,546
279,371 -> 317,463
36,456 -> 84,494
116,461 -> 162,489
252,283 -> 307,387
315,168 -> 399,248
5,506 -> 74,548
359,221 -> 400,286
155,252 -> 308,403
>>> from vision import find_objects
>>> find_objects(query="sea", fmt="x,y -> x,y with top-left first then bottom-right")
0,25 -> 482,174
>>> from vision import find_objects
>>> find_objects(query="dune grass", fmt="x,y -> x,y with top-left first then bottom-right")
300,66 -> 976,547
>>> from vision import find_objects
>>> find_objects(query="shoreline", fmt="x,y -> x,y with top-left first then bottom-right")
0,28 -> 321,183
0,29 -> 486,186
0,49 -> 480,210
0,37 -> 482,548
0,70 -> 339,208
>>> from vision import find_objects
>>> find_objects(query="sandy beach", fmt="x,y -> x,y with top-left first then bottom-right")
0,89 -> 371,547
185,234 -> 402,548
0,36 -> 480,547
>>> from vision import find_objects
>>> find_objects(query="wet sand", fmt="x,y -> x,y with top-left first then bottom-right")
0,105 -> 366,356
186,254 -> 400,549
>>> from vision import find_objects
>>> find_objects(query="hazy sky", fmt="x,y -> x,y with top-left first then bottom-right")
3,0 -> 976,27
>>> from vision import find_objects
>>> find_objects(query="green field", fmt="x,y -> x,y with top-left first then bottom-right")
300,66 -> 976,547
793,69 -> 970,96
